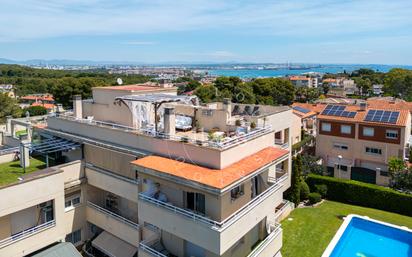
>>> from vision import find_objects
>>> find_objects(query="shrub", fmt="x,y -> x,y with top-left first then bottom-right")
22,105 -> 47,116
308,192 -> 321,204
300,181 -> 310,200
315,184 -> 328,198
306,174 -> 412,216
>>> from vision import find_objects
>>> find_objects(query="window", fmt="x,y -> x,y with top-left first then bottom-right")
202,109 -> 213,116
363,127 -> 374,137
322,122 -> 331,132
380,170 -> 389,177
333,143 -> 348,150
65,229 -> 81,245
340,125 -> 351,134
339,165 -> 348,172
186,192 -> 205,215
231,184 -> 244,200
386,129 -> 398,139
65,192 -> 81,211
366,147 -> 382,155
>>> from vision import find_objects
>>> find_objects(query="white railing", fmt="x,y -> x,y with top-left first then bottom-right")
0,146 -> 19,156
247,222 -> 282,257
0,220 -> 55,248
87,201 -> 139,230
275,140 -> 289,149
55,113 -> 137,132
139,173 -> 288,231
54,113 -> 272,150
268,171 -> 288,184
274,200 -> 294,220
139,240 -> 168,257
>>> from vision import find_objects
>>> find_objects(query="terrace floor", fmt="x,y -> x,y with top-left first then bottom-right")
281,200 -> 412,257
0,157 -> 47,187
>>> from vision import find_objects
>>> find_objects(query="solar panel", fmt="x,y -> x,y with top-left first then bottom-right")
364,110 -> 400,124
293,106 -> 310,114
321,105 -> 356,118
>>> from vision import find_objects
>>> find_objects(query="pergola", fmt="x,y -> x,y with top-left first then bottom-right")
115,94 -> 197,132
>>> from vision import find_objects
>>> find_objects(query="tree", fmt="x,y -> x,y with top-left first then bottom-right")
288,155 -> 303,206
0,93 -> 21,122
295,87 -> 320,103
301,154 -> 324,176
194,85 -> 218,103
354,77 -> 372,97
388,157 -> 412,191
321,82 -> 330,95
22,106 -> 48,116
383,68 -> 412,100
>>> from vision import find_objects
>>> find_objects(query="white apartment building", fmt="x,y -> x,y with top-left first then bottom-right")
0,84 -> 294,257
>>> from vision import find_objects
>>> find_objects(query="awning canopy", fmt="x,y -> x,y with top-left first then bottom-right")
115,93 -> 197,105
27,137 -> 81,154
92,231 -> 137,257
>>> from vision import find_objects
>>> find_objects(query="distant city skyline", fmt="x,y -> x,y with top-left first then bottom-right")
1,0 -> 412,65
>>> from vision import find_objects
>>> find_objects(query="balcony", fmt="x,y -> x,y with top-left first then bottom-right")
138,173 -> 287,255
53,113 -> 273,150
275,139 -> 289,149
86,201 -> 139,246
0,220 -> 55,249
85,163 -> 138,203
248,222 -> 283,257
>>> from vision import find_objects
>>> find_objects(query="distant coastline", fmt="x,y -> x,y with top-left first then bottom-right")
204,64 -> 412,78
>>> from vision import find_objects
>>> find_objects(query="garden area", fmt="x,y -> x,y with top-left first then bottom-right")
0,157 -> 47,187
281,200 -> 412,257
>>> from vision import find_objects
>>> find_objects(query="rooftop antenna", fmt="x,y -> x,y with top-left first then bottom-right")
117,78 -> 123,85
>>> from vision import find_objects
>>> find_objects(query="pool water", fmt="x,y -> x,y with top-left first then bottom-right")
330,217 -> 412,257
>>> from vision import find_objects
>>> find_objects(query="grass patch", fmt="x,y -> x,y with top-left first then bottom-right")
15,129 -> 28,137
0,157 -> 47,186
281,200 -> 412,257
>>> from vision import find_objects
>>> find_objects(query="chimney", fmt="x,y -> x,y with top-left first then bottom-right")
164,107 -> 176,136
359,102 -> 367,111
73,95 -> 82,119
223,98 -> 232,119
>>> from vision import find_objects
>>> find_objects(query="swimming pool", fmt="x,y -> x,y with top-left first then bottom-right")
322,215 -> 412,257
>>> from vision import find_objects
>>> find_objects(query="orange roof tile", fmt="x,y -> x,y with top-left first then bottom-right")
292,102 -> 326,113
32,102 -> 55,109
289,76 -> 310,81
317,105 -> 410,127
131,147 -> 288,190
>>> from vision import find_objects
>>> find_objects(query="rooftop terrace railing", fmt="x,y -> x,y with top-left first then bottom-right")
87,201 -> 139,230
139,173 -> 288,231
54,113 -> 272,150
0,220 -> 55,248
247,222 -> 282,257
0,146 -> 19,156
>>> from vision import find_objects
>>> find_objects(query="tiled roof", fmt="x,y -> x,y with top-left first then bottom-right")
367,99 -> 412,112
317,105 -> 410,127
32,102 -> 55,109
292,102 -> 326,113
21,95 -> 54,101
289,76 -> 310,81
131,147 -> 288,190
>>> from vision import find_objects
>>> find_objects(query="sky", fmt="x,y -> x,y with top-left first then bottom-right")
0,0 -> 412,64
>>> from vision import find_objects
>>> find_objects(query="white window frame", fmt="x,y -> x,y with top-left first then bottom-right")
386,129 -> 398,139
322,122 -> 331,132
340,125 -> 351,134
365,147 -> 382,155
333,142 -> 349,150
363,127 -> 374,137
65,229 -> 82,246
65,193 -> 81,211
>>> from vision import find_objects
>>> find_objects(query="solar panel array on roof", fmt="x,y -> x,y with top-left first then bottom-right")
293,106 -> 310,114
321,105 -> 357,118
364,110 -> 400,124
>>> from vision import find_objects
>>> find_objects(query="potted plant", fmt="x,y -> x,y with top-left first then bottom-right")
235,119 -> 242,127
250,121 -> 256,129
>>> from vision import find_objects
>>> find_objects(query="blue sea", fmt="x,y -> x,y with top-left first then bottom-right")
205,64 -> 412,78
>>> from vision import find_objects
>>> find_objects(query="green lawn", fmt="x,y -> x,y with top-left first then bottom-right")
15,129 -> 28,137
0,158 -> 47,186
281,200 -> 412,257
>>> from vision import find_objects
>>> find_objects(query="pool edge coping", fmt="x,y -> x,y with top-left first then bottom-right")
321,214 -> 412,257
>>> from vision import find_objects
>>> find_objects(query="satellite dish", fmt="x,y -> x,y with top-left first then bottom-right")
117,78 -> 123,85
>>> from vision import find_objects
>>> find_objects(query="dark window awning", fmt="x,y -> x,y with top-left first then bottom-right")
27,137 -> 81,154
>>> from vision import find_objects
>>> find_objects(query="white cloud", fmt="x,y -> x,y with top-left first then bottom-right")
0,0 -> 411,41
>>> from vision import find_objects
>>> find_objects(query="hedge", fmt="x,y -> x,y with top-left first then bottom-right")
306,174 -> 412,216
